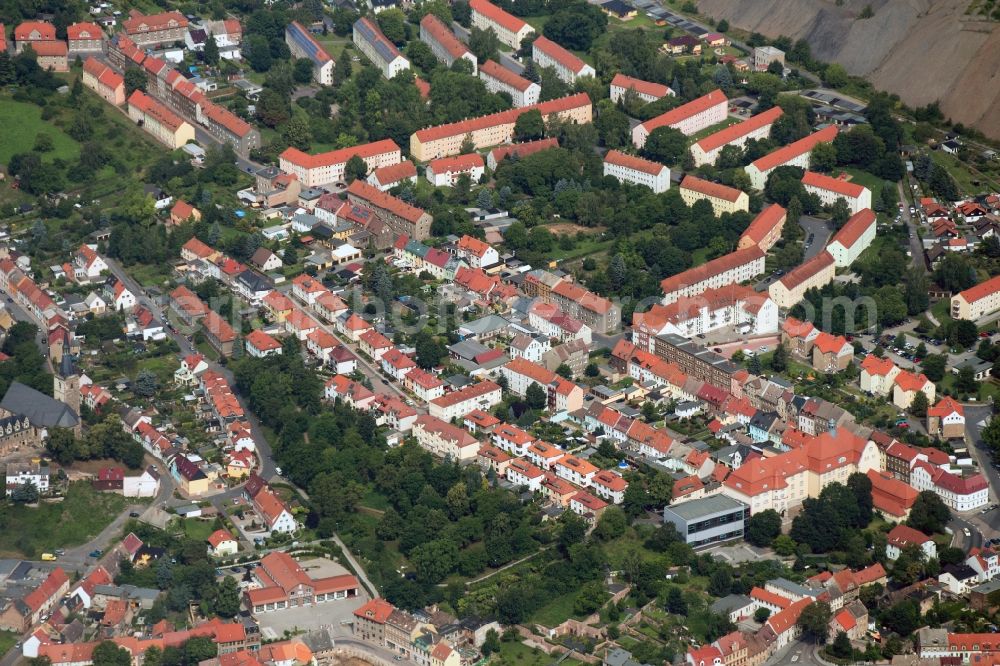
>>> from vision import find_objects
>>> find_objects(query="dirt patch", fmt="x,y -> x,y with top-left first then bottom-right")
328,658 -> 375,666
546,222 -> 605,235
696,0 -> 1000,140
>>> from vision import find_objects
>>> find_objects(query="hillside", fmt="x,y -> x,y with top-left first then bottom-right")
696,0 -> 1000,139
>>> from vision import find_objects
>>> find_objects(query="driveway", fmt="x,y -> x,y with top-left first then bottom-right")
799,216 -> 832,261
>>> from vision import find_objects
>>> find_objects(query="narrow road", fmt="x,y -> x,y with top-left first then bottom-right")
897,180 -> 926,270
279,285 -> 418,408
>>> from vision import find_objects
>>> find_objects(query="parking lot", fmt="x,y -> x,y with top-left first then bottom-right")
256,592 -> 369,640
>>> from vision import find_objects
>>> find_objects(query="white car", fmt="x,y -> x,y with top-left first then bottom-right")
964,528 -> 972,537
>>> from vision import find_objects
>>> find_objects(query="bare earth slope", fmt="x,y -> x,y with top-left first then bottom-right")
696,0 -> 1000,139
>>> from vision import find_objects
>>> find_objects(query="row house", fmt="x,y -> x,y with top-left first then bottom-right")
353,17 -> 410,78
478,59 -> 539,108
492,423 -> 535,457
245,329 -> 282,358
507,457 -> 545,491
403,368 -> 445,402
284,309 -> 320,341
409,93 -> 591,161
478,444 -> 512,478
524,440 -> 565,470
279,139 -> 402,188
802,171 -> 872,216
413,415 -> 480,463
691,106 -> 783,167
455,235 -> 500,269
745,125 -> 839,190
632,88 -> 727,149
428,380 -> 502,421
325,374 -> 376,410
381,348 -> 417,381
420,14 -> 476,73
738,203 -> 787,252
82,57 -> 125,106
659,245 -> 766,305
127,90 -> 195,149
679,174 -> 750,216
811,331 -> 853,373
338,313 -> 374,342
528,301 -> 592,345
469,0 -> 534,49
486,137 -> 557,170
569,491 -> 608,524
952,273 -> 1000,321
590,469 -> 628,504
368,160 -> 418,191
911,461 -> 988,511
500,357 -> 585,413
371,395 -> 418,432
426,154 -> 485,187
634,284 -> 777,341
203,310 -> 237,357
768,250 -> 836,310
825,208 -> 877,267
346,180 -> 432,240
531,35 -> 595,85
892,370 -> 935,410
603,150 -> 671,193
859,354 -> 900,396
67,21 -> 104,53
123,10 -> 188,48
609,73 -> 672,104
285,21 -> 333,85
0,568 -> 69,633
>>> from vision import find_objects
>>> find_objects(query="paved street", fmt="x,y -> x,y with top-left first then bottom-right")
799,215 -> 832,261
897,180 -> 926,270
451,21 -> 524,74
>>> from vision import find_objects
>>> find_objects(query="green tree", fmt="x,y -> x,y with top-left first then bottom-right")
525,382 -> 547,410
345,155 -> 368,182
124,67 -> 146,94
921,354 -> 947,381
92,642 -> 131,666
956,365 -> 978,394
797,601 -> 832,643
822,63 -> 849,88
468,27 -> 500,62
293,57 -> 314,83
203,34 -> 220,66
213,576 -> 241,618
543,2 -> 607,51
754,607 -> 771,623
907,490 -> 950,534
708,568 -> 732,597
134,369 -> 160,398
376,9 -> 408,45
665,585 -> 688,615
810,141 -> 838,172
245,34 -> 273,72
10,482 -> 39,503
482,629 -> 500,657
950,319 -> 978,348
514,109 -> 545,141
555,363 -> 573,379
830,631 -> 852,658
771,343 -> 789,372
642,126 -> 687,165
746,509 -> 782,547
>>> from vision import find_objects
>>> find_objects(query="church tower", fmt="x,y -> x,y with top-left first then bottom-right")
53,338 -> 80,418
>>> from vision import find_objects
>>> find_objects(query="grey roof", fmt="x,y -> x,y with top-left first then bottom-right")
942,564 -> 978,581
710,593 -> 753,615
237,270 -> 272,293
971,578 -> 1000,595
448,339 -> 489,361
300,628 -> 336,653
768,578 -> 822,599
459,315 -> 509,336
0,382 -> 79,428
663,494 -> 747,521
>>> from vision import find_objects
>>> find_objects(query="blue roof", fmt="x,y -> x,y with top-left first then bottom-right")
286,21 -> 331,66
354,17 -> 402,65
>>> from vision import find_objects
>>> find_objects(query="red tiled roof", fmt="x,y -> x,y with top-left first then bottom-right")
124,11 -> 188,35
128,90 -> 186,132
479,59 -> 535,92
280,139 -> 400,171
660,245 -> 764,294
201,101 -> 254,138
420,14 -> 471,60
371,160 -> 416,186
429,153 -> 485,174
208,529 -> 235,548
23,568 -> 68,613
860,354 -> 897,376
171,285 -> 208,317
829,208 -> 876,249
30,40 -> 67,56
430,380 -> 501,408
15,21 -> 56,41
532,35 -> 588,75
639,89 -> 727,134
887,524 -> 932,547
204,310 -> 236,343
696,106 -> 783,153
347,180 -> 427,224
68,22 -> 103,40
604,149 -> 668,176
680,174 -> 745,203
740,203 -> 786,244
750,125 -> 839,173
956,274 -> 1000,305
354,598 -> 394,624
610,73 -> 670,99
414,93 -> 590,143
776,250 -> 834,291
803,171 -> 867,198
469,0 -> 529,34
489,137 -> 558,164
812,331 -> 849,355
893,370 -> 930,393
853,563 -> 886,586
929,396 -> 964,418
245,329 -> 281,352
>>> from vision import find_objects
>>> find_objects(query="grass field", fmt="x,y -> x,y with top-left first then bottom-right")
0,483 -> 131,558
0,98 -> 80,165
0,632 -> 17,658
183,518 -> 218,541
528,590 -> 580,627
688,118 -> 741,144
495,641 -> 585,666
840,167 -> 890,195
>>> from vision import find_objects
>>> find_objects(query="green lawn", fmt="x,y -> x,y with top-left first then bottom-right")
549,238 -> 613,262
528,590 -> 580,627
931,150 -> 999,195
839,167 -> 890,195
0,632 -> 17,658
931,298 -> 954,326
495,641 -> 585,666
0,97 -> 81,165
691,247 -> 711,267
0,483 -> 132,558
183,518 -> 218,541
137,355 -> 181,385
688,118 -> 741,144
